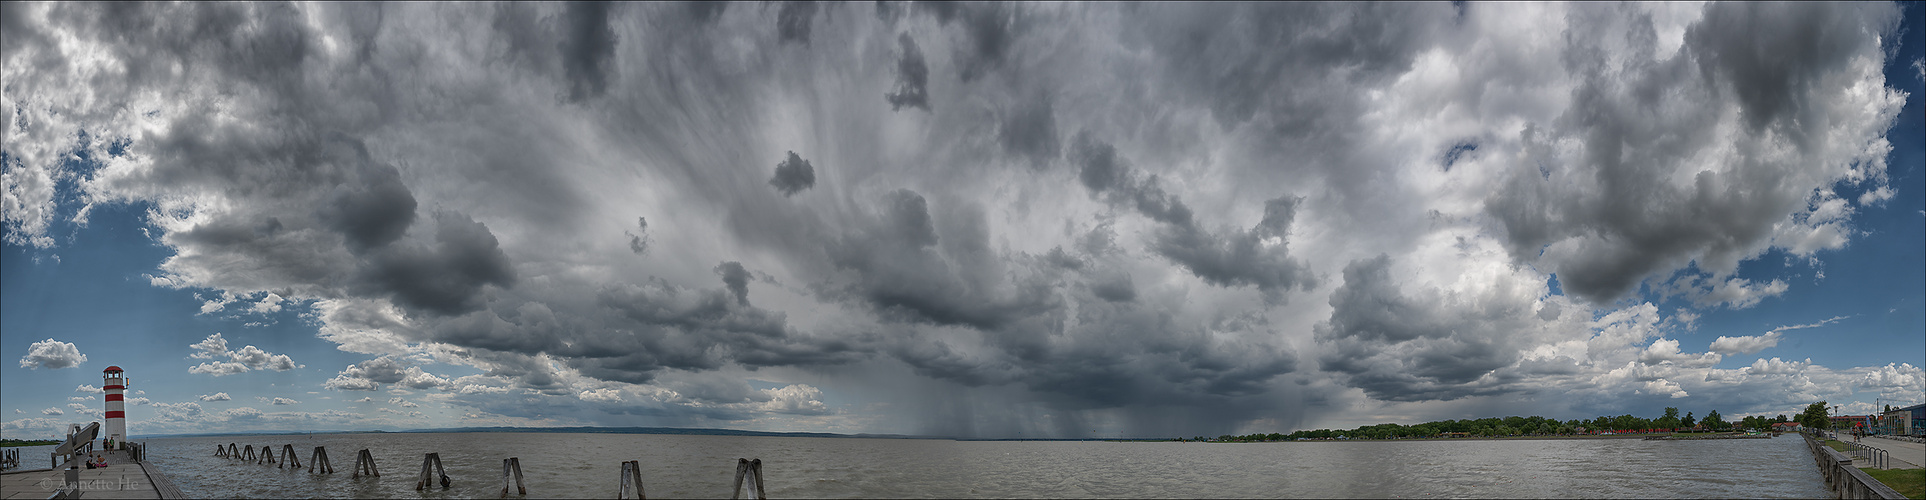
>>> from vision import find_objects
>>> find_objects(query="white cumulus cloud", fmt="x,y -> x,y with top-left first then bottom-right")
18,338 -> 87,369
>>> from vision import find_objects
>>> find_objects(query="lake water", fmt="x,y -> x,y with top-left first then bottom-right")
40,433 -> 1829,498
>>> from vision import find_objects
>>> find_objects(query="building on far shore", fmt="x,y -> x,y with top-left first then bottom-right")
1771,422 -> 1803,432
1882,404 -> 1925,437
1831,414 -> 1876,434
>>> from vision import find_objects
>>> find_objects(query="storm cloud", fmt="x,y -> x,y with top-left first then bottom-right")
884,33 -> 931,111
1070,133 -> 1315,303
768,151 -> 817,196
2,2 -> 1912,438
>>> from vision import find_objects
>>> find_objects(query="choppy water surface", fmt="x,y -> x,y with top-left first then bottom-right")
125,433 -> 1826,498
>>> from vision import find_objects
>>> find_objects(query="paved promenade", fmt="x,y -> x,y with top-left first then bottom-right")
0,449 -> 181,499
1858,436 -> 1925,469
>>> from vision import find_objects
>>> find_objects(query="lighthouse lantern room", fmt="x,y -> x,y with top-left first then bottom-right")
103,366 -> 127,449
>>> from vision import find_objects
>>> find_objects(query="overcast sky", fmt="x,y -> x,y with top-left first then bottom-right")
4,2 -> 1923,440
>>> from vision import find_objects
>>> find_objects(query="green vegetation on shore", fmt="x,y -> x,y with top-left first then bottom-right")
0,439 -> 60,447
1203,406 -> 1791,442
1863,469 -> 1926,499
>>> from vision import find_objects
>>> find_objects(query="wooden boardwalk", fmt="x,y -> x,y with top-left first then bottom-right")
0,449 -> 183,499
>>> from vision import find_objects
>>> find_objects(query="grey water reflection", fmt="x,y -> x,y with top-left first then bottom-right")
132,432 -> 1827,498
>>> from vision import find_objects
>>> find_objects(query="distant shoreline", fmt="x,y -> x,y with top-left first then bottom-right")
1194,433 -> 1766,444
114,427 -> 1767,443
127,426 -> 938,441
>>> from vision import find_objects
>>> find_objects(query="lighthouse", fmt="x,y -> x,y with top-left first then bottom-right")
103,366 -> 127,449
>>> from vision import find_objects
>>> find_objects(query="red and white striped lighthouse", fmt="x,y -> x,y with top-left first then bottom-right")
103,366 -> 127,449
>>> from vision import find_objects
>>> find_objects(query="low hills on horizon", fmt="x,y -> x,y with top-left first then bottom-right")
126,425 -> 1124,441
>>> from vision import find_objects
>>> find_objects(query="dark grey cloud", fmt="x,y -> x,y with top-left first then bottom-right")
560,1 -> 619,102
318,140 -> 418,253
361,211 -> 517,316
999,92 -> 1057,168
1087,271 -> 1136,303
884,33 -> 930,111
1128,2 -> 1445,129
627,217 -> 649,254
715,261 -> 751,305
682,1 -> 727,24
1041,246 -> 1083,270
584,278 -> 865,380
1486,1 -> 1901,304
884,189 -> 937,247
7,1 -> 1908,437
332,2 -> 385,64
492,2 -> 549,67
777,189 -> 1300,418
1689,3 -> 1876,138
1314,255 -> 1559,402
914,2 -> 1019,82
776,1 -> 818,45
768,151 -> 817,196
818,190 -> 1050,329
1070,132 -> 1315,303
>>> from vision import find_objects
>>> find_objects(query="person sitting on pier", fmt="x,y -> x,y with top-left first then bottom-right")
93,455 -> 108,468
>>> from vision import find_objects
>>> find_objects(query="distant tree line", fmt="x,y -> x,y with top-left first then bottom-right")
1207,405 -> 1820,442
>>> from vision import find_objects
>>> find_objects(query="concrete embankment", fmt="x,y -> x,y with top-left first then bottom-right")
1802,432 -> 1907,499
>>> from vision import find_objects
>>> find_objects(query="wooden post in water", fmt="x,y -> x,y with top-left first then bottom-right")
242,444 -> 255,461
215,445 -> 225,457
229,443 -> 239,459
731,458 -> 766,500
351,449 -> 376,477
416,453 -> 432,490
311,447 -> 335,474
512,458 -> 526,495
750,459 -> 765,499
498,457 -> 527,497
618,460 -> 646,499
416,452 -> 449,490
281,445 -> 301,469
260,444 -> 276,465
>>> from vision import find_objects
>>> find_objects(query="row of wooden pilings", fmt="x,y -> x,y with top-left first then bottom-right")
214,443 -> 769,499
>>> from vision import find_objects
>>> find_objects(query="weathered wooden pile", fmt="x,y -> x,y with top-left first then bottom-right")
216,443 -> 771,498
